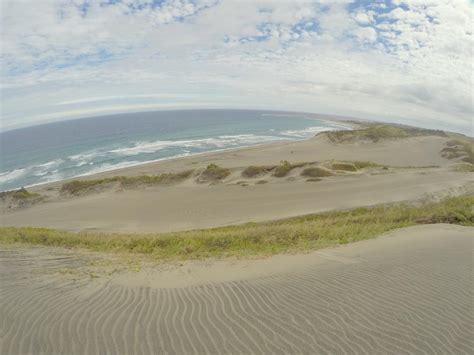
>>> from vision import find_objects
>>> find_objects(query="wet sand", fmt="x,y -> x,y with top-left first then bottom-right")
1,224 -> 472,354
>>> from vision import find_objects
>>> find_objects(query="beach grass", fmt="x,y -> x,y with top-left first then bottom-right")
325,123 -> 447,143
1,195 -> 472,261
272,160 -> 309,177
241,165 -> 274,178
301,167 -> 333,178
441,139 -> 474,164
0,188 -> 41,200
198,164 -> 231,182
61,170 -> 194,195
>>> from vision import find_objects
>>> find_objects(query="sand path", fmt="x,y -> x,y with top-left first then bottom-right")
1,224 -> 472,354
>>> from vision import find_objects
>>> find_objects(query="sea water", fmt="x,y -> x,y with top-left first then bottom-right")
0,109 -> 350,191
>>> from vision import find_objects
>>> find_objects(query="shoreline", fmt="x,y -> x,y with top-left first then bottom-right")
5,119 -> 355,192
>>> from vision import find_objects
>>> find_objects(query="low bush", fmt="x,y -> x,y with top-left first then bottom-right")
199,164 -> 231,182
273,160 -> 294,177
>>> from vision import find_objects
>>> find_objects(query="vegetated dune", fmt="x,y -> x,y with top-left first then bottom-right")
1,124 -> 473,233
1,224 -> 472,354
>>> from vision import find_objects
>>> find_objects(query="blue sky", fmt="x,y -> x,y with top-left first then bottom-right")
1,0 -> 472,133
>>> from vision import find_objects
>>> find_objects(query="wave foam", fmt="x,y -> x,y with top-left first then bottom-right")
109,134 -> 284,156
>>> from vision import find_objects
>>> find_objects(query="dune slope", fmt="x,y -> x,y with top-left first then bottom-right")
1,224 -> 472,354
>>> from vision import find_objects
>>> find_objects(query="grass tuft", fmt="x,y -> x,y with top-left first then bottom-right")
2,196 -> 471,261
241,165 -> 274,178
60,170 -> 194,195
199,164 -> 231,182
301,167 -> 333,178
0,188 -> 41,200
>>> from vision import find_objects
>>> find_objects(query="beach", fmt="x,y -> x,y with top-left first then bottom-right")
1,132 -> 472,233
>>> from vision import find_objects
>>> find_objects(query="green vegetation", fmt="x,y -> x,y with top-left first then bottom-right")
241,165 -> 274,178
199,164 -> 231,182
325,124 -> 447,143
0,188 -> 41,200
2,196 -> 471,260
272,160 -> 309,177
301,167 -> 333,178
441,140 -> 474,164
273,160 -> 293,177
12,188 -> 41,200
61,170 -> 194,195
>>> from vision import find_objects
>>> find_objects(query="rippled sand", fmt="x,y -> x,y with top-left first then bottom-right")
1,224 -> 473,354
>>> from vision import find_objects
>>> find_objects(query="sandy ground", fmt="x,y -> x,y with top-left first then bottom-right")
1,134 -> 472,233
1,224 -> 472,354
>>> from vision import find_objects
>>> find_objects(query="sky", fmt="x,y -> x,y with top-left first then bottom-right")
0,0 -> 472,133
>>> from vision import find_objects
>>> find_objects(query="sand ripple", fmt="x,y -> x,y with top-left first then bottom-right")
1,225 -> 473,354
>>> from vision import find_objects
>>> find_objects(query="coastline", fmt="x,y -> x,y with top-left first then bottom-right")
5,118 -> 355,192
24,123 -> 350,192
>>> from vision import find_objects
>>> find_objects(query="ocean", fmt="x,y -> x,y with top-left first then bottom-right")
0,109 -> 350,191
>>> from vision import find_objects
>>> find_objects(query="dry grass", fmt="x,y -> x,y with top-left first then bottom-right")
440,140 -> 474,164
301,167 -> 333,178
241,165 -> 274,178
198,164 -> 231,182
2,196 -> 471,261
330,162 -> 358,172
272,160 -> 309,177
453,163 -> 474,173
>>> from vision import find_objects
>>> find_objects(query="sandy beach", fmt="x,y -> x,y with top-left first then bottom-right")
1,224 -> 472,354
1,133 -> 472,233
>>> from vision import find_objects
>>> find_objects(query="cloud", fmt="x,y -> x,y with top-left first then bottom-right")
0,0 -> 472,134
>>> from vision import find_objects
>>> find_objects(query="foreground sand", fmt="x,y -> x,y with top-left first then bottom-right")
1,134 -> 472,232
1,224 -> 472,354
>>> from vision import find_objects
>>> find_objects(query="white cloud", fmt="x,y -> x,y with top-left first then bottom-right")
0,0 -> 472,134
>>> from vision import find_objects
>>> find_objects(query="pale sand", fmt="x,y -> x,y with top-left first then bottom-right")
1,134 -> 472,233
1,224 -> 472,354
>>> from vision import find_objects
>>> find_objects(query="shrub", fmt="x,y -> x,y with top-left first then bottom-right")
301,167 -> 333,178
273,160 -> 293,177
199,164 -> 231,181
441,140 -> 473,164
241,166 -> 271,178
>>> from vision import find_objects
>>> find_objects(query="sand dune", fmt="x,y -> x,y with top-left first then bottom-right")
1,224 -> 472,354
1,134 -> 472,233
